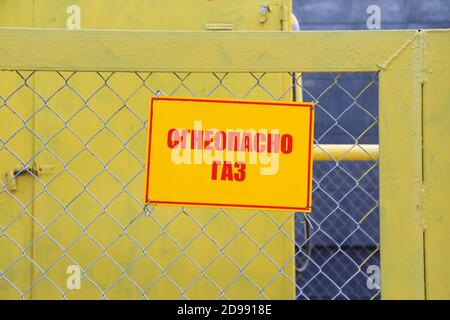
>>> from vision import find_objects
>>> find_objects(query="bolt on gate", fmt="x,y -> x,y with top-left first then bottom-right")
0,28 -> 449,299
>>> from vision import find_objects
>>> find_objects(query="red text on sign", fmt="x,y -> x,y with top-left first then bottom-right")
211,161 -> 246,182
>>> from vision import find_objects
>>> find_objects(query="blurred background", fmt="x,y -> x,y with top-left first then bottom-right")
294,0 -> 450,30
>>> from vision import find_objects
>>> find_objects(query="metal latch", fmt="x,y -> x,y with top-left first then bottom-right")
5,162 -> 54,192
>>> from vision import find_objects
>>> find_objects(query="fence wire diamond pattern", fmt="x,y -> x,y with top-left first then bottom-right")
0,71 -> 379,300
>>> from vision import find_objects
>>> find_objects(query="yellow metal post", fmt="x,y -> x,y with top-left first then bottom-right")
378,32 -> 425,300
422,29 -> 450,300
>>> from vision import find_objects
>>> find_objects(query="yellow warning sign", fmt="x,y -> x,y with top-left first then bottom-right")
145,97 -> 314,212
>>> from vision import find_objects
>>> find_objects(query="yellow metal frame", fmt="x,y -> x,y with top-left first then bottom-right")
1,28 -> 449,299
422,30 -> 450,300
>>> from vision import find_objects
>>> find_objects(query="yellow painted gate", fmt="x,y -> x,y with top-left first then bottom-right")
1,0 -> 297,299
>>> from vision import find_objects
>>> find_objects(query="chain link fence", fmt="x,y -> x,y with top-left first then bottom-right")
0,70 -> 379,299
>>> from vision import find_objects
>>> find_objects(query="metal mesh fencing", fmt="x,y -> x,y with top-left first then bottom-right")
0,70 -> 379,300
